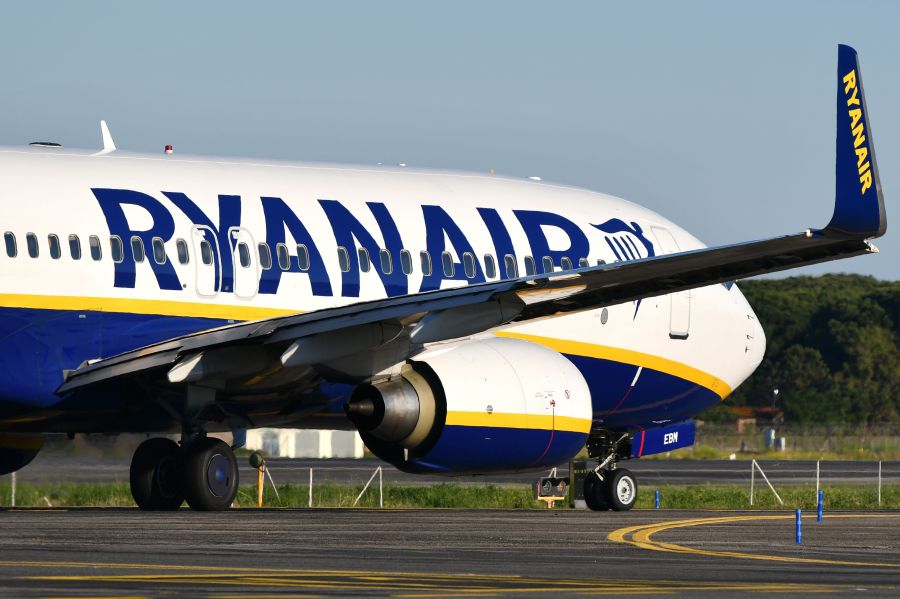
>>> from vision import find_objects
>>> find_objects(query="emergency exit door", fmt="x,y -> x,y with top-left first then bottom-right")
228,227 -> 259,299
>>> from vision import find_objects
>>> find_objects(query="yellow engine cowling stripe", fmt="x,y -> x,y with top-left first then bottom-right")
445,411 -> 592,434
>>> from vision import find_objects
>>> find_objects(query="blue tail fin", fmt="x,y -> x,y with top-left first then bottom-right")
826,44 -> 886,238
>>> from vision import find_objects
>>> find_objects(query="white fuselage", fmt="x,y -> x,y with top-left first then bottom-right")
0,146 -> 764,429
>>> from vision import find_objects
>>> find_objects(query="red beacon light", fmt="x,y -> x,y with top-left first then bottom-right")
165,145 -> 173,155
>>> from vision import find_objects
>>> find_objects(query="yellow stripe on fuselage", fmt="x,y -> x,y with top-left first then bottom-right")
0,293 -> 297,322
495,331 -> 732,399
445,411 -> 592,434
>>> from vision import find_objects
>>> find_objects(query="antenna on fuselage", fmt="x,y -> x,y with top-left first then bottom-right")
94,120 -> 116,155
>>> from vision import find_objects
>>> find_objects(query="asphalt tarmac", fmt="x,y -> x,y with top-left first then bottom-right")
0,508 -> 897,597
13,452 -> 899,487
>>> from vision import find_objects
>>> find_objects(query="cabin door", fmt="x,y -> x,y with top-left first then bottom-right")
190,225 -> 221,297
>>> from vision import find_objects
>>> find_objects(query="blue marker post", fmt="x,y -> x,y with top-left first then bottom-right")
817,490 -> 823,522
795,509 -> 802,544
655,489 -> 660,509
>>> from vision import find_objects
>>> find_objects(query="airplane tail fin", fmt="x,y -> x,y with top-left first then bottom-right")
826,44 -> 886,238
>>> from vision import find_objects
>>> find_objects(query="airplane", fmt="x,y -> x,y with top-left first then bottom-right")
0,45 -> 885,511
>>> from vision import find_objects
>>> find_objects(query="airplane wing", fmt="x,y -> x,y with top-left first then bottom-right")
57,45 -> 886,398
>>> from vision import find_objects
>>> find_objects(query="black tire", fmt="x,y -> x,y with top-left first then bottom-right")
129,438 -> 184,511
181,437 -> 238,511
583,471 -> 610,511
606,468 -> 638,511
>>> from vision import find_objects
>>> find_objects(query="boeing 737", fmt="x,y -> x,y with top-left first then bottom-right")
0,46 -> 886,511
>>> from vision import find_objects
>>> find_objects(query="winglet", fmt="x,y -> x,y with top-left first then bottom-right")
98,120 -> 116,154
825,44 -> 886,238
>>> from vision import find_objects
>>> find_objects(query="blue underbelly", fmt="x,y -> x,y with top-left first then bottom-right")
0,307 -> 227,409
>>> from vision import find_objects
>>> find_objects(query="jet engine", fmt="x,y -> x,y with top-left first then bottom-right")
346,337 -> 592,473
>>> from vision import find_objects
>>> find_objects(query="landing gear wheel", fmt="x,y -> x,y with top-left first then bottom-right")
181,437 -> 238,511
130,438 -> 184,510
606,468 -> 638,511
583,471 -> 610,511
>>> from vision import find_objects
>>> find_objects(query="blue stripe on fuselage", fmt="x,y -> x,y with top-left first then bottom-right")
564,353 -> 721,429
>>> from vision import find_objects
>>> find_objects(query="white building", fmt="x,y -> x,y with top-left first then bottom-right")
244,428 -> 365,458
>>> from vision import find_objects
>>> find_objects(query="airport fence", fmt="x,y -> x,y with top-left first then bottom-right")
688,423 -> 900,457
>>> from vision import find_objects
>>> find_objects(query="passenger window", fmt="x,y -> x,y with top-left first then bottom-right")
257,243 -> 270,269
48,234 -> 61,259
277,243 -> 290,270
177,239 -> 190,265
4,232 -> 16,258
542,256 -> 554,273
200,240 -> 213,265
441,251 -> 454,277
89,235 -> 102,261
68,235 -> 81,260
578,258 -> 589,268
358,247 -> 371,273
420,251 -> 432,276
26,233 -> 39,258
504,254 -> 518,279
379,249 -> 392,274
110,236 -> 123,263
484,254 -> 497,279
524,256 -> 535,276
297,244 -> 310,271
237,242 -> 251,267
463,252 -> 476,279
400,249 -> 413,275
152,237 -> 167,265
131,236 -> 145,263
560,257 -> 573,271
337,246 -> 350,273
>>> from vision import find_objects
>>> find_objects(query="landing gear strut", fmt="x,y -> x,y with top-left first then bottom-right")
583,430 -> 638,512
129,435 -> 239,511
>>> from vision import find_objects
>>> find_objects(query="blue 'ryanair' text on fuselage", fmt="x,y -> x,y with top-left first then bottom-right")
92,188 -> 655,298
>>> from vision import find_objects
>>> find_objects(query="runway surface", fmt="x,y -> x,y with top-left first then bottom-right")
13,452 -> 900,487
1,508 -> 898,597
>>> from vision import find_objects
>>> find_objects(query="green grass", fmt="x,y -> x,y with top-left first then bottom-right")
645,446 -> 900,460
236,483 -> 542,509
0,482 -> 544,509
638,483 -> 900,510
1,481 -> 898,510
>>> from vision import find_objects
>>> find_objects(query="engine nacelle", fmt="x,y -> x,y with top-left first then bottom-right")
0,433 -> 43,475
346,337 -> 592,474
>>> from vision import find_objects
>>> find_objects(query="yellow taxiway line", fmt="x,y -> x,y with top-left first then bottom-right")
609,513 -> 900,568
1,559 -> 889,596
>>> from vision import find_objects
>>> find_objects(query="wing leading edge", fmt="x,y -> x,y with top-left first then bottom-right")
57,45 -> 886,397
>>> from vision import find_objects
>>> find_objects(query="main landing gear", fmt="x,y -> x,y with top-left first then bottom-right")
129,435 -> 239,511
583,430 -> 638,512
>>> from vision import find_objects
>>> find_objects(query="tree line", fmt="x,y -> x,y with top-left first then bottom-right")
717,274 -> 900,424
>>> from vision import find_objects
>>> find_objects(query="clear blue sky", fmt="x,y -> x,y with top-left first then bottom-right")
2,1 -> 897,279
